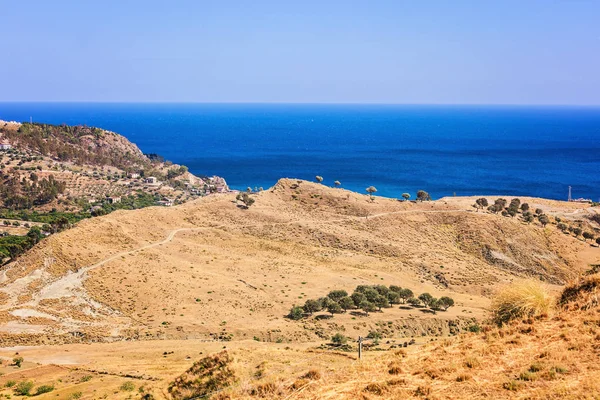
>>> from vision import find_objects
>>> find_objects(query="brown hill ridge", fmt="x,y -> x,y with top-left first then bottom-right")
0,178 -> 596,346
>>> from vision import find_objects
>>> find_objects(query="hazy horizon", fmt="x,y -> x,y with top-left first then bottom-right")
1,1 -> 599,105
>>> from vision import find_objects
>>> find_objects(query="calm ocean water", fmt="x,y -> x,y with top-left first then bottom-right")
1,103 -> 599,201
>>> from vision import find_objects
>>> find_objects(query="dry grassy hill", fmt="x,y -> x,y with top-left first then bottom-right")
0,179 -> 598,398
0,179 -> 596,344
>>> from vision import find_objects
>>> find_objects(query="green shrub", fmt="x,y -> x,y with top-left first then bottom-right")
5,379 -> 16,387
35,384 -> 55,394
12,356 -> 24,368
331,333 -> 347,345
14,380 -> 34,396
120,381 -> 136,391
288,306 -> 304,320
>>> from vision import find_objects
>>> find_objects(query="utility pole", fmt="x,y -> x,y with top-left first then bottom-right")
568,186 -> 572,202
358,336 -> 363,360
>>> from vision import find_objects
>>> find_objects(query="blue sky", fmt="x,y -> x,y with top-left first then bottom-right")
1,1 -> 599,104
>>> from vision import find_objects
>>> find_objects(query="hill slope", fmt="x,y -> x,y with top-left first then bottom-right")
0,179 -> 596,346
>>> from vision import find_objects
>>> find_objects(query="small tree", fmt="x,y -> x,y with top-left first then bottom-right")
373,285 -> 390,296
583,232 -> 595,241
387,291 -> 400,304
389,285 -> 402,293
474,198 -> 488,211
398,288 -> 414,303
334,180 -> 341,187
303,299 -> 321,315
331,333 -> 347,345
288,306 -> 304,320
351,292 -> 366,307
520,203 -> 530,213
557,222 -> 567,231
402,193 -> 410,201
363,288 -> 379,303
374,295 -> 390,311
13,356 -> 24,368
327,302 -> 342,316
327,290 -> 348,302
418,293 -> 435,307
522,211 -> 534,224
339,296 -> 355,312
538,214 -> 549,227
535,208 -> 543,215
596,237 -> 600,246
573,227 -> 582,237
366,186 -> 377,199
407,297 -> 420,307
236,193 -> 255,209
417,190 -> 431,201
315,176 -> 323,183
437,296 -> 455,311
360,300 -> 376,316
14,381 -> 34,396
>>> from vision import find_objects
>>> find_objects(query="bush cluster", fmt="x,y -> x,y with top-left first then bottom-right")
288,285 -> 454,320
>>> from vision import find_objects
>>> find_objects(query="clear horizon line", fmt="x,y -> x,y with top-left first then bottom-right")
1,101 -> 600,108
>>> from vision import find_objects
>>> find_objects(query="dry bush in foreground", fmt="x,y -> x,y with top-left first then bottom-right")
559,274 -> 600,310
168,351 -> 236,400
490,280 -> 552,325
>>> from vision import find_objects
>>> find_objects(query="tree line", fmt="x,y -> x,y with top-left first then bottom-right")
288,284 -> 454,320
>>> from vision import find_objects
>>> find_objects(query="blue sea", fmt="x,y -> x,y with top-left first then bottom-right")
1,103 -> 599,201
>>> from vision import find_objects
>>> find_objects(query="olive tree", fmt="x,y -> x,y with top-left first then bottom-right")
366,186 -> 377,199
417,190 -> 431,201
473,198 -> 488,211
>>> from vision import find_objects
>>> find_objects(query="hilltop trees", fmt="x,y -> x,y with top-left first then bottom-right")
473,198 -> 488,211
366,186 -> 377,199
315,176 -> 323,183
402,193 -> 410,201
417,190 -> 431,201
334,180 -> 341,187
583,231 -> 595,241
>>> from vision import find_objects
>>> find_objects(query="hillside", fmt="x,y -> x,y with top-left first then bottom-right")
0,120 -> 228,214
0,179 -> 597,398
0,120 -> 228,262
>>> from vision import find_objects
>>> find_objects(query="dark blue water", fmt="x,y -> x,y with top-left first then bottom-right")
1,103 -> 599,201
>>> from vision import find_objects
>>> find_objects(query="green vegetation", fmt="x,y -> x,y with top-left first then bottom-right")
331,333 -> 348,345
14,380 -> 34,396
235,192 -> 255,209
35,384 -> 55,395
0,171 -> 66,209
12,356 -> 24,368
1,122 -> 149,171
120,381 -> 136,391
287,285 -> 454,319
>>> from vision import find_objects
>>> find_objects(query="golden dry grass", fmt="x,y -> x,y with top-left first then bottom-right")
490,280 -> 553,325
